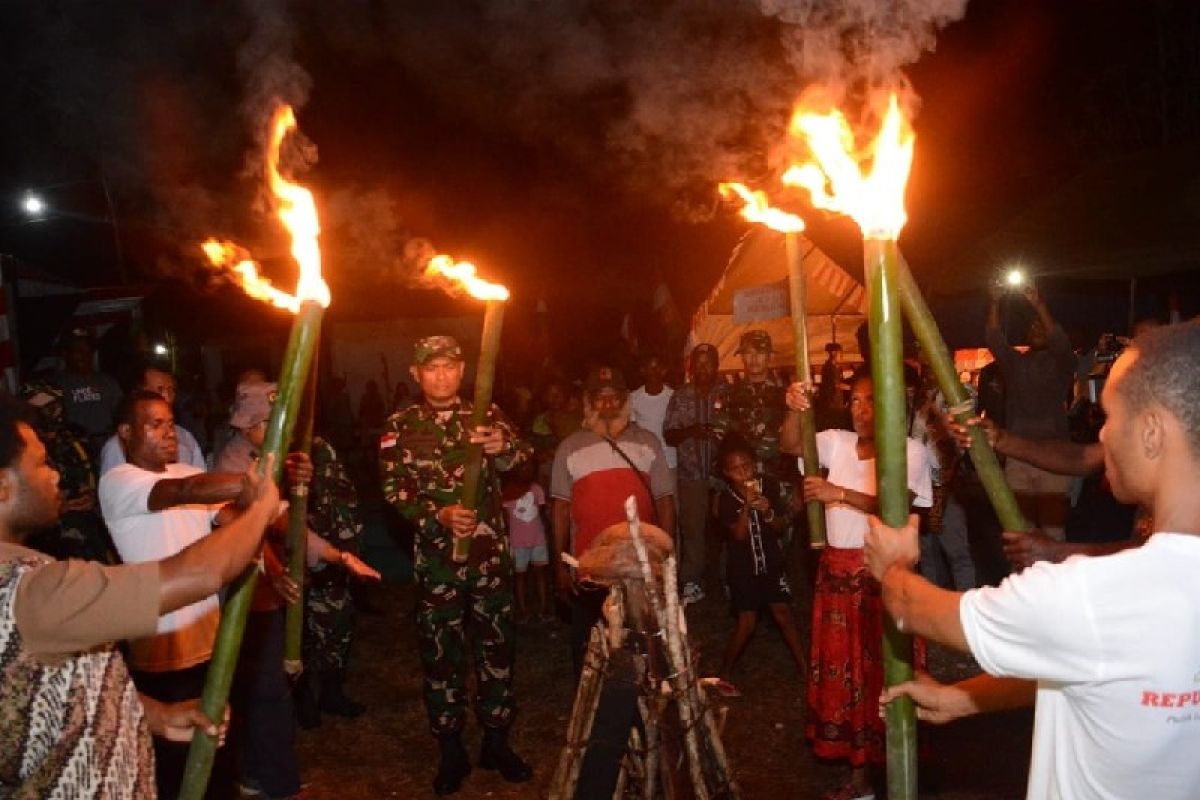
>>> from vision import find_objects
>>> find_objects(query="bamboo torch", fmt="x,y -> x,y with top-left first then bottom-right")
283,355 -> 320,675
717,183 -> 826,548
184,103 -> 331,800
785,92 -> 918,799
424,256 -> 510,563
895,254 -> 1028,532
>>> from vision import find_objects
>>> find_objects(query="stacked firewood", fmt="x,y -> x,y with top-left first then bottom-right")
548,498 -> 739,800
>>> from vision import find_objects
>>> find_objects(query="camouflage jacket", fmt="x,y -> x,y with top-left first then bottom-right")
711,377 -> 787,477
379,398 -> 529,561
308,436 -> 363,550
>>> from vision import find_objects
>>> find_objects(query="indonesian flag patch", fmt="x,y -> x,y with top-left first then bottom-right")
380,432 -> 398,449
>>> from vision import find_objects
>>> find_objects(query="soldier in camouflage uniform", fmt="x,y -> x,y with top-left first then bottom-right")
297,434 -> 367,728
18,380 -> 111,563
711,329 -> 789,483
379,335 -> 533,796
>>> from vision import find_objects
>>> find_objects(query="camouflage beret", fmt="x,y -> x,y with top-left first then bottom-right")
735,329 -> 773,354
413,335 -> 463,365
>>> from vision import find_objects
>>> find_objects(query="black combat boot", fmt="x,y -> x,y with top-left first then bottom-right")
478,726 -> 533,783
433,731 -> 471,796
318,669 -> 365,719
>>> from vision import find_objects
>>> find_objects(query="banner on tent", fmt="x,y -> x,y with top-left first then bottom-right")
733,282 -> 788,323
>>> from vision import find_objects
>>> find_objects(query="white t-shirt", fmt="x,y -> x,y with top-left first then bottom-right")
800,429 -> 932,549
630,386 -> 676,469
99,463 -> 220,636
960,533 -> 1200,800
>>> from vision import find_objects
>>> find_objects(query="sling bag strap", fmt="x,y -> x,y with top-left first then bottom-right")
601,434 -> 658,523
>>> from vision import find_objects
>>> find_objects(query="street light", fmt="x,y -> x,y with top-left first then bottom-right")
16,177 -> 126,283
20,194 -> 46,217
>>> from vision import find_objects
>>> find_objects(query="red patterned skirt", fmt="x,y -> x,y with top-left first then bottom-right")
806,546 -> 923,766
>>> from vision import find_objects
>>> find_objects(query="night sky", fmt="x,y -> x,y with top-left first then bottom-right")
1,0 -> 1198,356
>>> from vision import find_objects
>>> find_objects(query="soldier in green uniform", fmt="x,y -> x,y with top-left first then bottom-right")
711,329 -> 789,483
297,434 -> 368,728
19,380 -> 111,563
379,335 -> 533,796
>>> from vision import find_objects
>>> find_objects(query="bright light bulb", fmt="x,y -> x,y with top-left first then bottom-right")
1005,268 -> 1025,287
153,343 -> 169,356
21,194 -> 46,216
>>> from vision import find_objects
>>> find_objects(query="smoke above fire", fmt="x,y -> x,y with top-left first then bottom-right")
2,0 -> 967,284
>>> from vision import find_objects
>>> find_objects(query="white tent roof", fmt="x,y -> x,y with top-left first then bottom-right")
690,229 -> 867,374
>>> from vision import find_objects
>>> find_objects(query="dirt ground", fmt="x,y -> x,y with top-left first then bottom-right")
296,546 -> 1033,799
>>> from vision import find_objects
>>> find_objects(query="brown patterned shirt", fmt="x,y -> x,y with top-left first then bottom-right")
0,543 -> 158,798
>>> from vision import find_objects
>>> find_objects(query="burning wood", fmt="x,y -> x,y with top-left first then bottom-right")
548,499 -> 739,800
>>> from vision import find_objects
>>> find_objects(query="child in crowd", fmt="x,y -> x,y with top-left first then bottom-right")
502,460 -> 551,622
714,436 -> 807,697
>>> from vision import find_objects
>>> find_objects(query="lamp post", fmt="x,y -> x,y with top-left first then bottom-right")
17,176 -> 127,283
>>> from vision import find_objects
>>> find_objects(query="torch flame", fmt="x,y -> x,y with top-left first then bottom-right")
199,104 -> 330,313
425,255 -> 510,302
717,182 -> 805,234
782,93 -> 914,241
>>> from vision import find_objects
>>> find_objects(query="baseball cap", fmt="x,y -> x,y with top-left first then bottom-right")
229,381 -> 277,429
413,335 -> 463,365
690,343 -> 719,361
584,364 -> 627,394
735,329 -> 773,354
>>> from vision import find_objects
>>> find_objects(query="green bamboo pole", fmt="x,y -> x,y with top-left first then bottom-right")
894,255 -> 1028,532
180,300 -> 324,800
283,354 -> 320,675
864,238 -> 917,800
452,299 -> 506,563
784,231 -> 827,549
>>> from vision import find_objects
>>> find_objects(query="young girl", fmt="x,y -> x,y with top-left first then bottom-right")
783,368 -> 932,800
713,436 -> 808,696
502,460 -> 551,622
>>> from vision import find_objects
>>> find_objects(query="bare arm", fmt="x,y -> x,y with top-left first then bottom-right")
881,565 -> 969,652
156,461 -> 281,615
995,430 -> 1103,477
882,672 -> 1036,725
865,513 -> 968,652
954,416 -> 1104,477
147,471 -> 246,512
780,383 -> 811,456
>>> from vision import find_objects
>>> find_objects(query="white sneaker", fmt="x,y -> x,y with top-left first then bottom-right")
682,582 -> 705,605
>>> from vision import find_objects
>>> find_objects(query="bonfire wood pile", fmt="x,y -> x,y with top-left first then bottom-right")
548,498 -> 739,800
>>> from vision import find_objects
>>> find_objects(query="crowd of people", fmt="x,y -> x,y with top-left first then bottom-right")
2,284 -> 1200,800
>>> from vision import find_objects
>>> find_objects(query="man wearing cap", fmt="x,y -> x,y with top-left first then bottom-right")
712,329 -> 788,484
99,362 -> 207,476
551,363 -> 676,674
379,335 -> 533,796
664,343 -> 722,604
216,380 -> 378,800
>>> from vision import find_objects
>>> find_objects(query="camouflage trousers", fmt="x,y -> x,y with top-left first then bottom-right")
415,556 -> 516,736
302,568 -> 354,673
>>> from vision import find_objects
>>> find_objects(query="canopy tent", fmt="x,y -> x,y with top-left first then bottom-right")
690,229 -> 867,375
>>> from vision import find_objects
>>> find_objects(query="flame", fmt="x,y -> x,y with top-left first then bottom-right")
782,93 -> 914,240
424,255 -> 509,302
717,182 -> 805,234
199,104 -> 330,312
